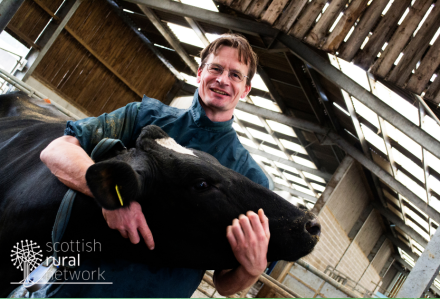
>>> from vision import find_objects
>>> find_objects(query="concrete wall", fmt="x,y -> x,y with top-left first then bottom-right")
325,162 -> 371,234
258,158 -> 395,297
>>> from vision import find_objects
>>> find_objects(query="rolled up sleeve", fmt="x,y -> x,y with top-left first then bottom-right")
64,102 -> 141,155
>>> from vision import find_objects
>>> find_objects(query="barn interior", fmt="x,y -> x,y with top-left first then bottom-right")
1,0 -> 440,297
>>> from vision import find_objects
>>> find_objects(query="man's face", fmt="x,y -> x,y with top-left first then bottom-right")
197,46 -> 251,121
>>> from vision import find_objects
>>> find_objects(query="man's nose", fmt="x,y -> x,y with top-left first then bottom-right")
216,71 -> 230,84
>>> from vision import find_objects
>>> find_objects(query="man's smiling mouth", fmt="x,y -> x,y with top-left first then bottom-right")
211,88 -> 229,96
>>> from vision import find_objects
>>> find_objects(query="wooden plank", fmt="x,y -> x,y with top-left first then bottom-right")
353,0 -> 411,69
32,0 -> 174,114
387,3 -> 440,87
9,0 -> 49,42
97,75 -> 125,113
247,0 -> 272,18
38,0 -> 65,14
74,61 -> 102,108
118,38 -> 143,81
321,0 -> 370,53
93,12 -> 125,62
338,0 -> 390,61
33,0 -> 60,22
304,0 -> 348,48
98,79 -> 124,114
84,71 -> 112,112
425,72 -> 440,104
31,71 -> 91,116
64,26 -> 143,97
273,0 -> 308,32
371,0 -> 433,78
407,37 -> 440,94
6,24 -> 41,50
34,30 -> 65,77
57,38 -> 86,91
80,65 -> 109,111
261,0 -> 290,26
69,0 -> 96,36
44,33 -> 74,83
59,49 -> 89,96
289,0 -> 327,39
105,80 -> 138,112
53,38 -> 83,89
230,0 -> 253,13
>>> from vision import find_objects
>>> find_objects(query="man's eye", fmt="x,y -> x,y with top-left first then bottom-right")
211,67 -> 222,72
231,72 -> 242,79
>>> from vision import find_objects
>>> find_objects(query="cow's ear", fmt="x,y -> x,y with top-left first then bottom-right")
85,161 -> 142,210
136,125 -> 169,150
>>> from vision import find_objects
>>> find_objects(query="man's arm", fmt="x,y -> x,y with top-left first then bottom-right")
213,209 -> 270,295
40,136 -> 155,249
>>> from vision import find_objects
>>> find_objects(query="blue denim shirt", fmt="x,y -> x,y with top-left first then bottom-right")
45,90 -> 268,298
65,89 -> 268,187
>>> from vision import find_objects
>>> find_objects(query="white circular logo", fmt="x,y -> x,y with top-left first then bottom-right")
11,240 -> 43,272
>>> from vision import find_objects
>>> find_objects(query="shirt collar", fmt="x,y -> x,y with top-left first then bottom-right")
190,88 -> 234,132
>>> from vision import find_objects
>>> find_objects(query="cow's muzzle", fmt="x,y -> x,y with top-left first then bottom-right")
305,218 -> 321,237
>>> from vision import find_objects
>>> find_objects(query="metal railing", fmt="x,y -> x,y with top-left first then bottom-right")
0,66 -> 80,119
324,265 -> 373,297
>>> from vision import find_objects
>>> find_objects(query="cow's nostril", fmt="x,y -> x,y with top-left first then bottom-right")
305,219 -> 321,237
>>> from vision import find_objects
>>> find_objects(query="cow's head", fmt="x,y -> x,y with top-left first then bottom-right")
86,125 -> 321,269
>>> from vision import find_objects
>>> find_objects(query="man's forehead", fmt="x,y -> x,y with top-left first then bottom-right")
207,47 -> 249,70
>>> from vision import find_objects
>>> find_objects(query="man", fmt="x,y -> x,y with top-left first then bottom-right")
41,34 -> 270,297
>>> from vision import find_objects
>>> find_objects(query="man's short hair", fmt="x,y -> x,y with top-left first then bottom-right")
200,34 -> 258,86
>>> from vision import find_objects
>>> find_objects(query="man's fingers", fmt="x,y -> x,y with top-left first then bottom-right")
258,209 -> 270,239
240,213 -> 257,237
226,225 -> 237,248
119,230 -> 129,239
139,222 -> 155,250
231,218 -> 245,244
127,228 -> 141,244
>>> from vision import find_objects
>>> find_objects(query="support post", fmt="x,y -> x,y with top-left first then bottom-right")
397,228 -> 440,297
0,0 -> 26,34
14,0 -> 82,82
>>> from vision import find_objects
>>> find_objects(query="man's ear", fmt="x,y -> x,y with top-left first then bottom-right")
196,66 -> 203,83
86,161 -> 143,210
240,83 -> 252,99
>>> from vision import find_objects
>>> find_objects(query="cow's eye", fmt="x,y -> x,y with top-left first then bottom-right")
193,180 -> 209,191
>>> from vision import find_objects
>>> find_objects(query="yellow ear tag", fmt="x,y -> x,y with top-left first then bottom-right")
115,185 -> 124,206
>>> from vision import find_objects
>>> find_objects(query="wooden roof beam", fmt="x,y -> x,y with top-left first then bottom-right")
136,4 -> 198,75
106,0 -> 183,80
124,0 -> 440,163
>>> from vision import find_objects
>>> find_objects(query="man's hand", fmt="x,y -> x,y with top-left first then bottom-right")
102,201 -> 155,250
214,209 -> 270,296
227,209 -> 270,276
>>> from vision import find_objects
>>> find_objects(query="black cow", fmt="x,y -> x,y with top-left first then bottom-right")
0,92 -> 320,296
